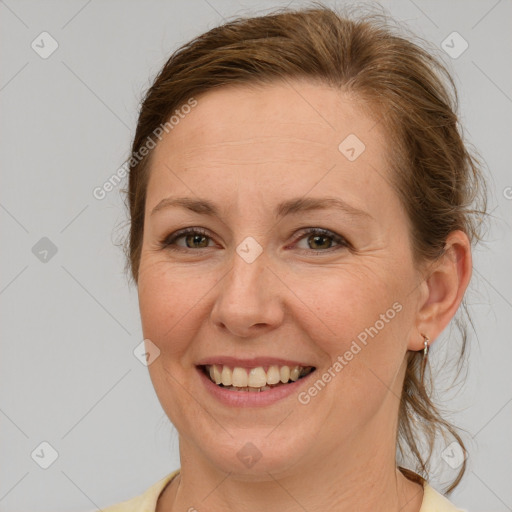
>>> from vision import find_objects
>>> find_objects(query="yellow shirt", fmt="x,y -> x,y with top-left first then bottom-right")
101,469 -> 466,512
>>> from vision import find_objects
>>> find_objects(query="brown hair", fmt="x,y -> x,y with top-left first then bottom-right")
121,2 -> 488,494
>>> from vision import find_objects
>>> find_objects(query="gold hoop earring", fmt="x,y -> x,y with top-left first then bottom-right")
419,334 -> 430,386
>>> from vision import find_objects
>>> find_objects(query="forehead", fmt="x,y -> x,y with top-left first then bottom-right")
157,80 -> 382,152
146,80 -> 395,218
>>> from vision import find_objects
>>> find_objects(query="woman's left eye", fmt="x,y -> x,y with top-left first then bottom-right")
159,227 -> 349,253
293,228 -> 349,252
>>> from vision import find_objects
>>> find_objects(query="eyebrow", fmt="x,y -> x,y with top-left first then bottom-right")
151,196 -> 373,221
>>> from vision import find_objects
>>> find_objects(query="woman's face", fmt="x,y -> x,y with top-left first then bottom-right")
138,80 -> 426,477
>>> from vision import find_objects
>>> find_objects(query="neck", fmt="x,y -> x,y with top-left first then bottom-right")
157,436 -> 424,512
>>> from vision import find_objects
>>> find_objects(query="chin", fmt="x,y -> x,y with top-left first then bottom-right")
192,425 -> 315,480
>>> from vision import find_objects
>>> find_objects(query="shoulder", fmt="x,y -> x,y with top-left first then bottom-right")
421,482 -> 468,512
100,470 -> 180,512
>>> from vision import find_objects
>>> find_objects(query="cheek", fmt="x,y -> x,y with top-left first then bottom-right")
288,263 -> 401,340
291,265 -> 410,386
138,260 -> 184,351
137,256 -> 219,359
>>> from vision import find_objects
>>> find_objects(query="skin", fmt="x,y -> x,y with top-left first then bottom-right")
136,79 -> 472,512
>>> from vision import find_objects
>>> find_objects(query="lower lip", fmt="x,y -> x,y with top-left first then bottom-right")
197,366 -> 316,407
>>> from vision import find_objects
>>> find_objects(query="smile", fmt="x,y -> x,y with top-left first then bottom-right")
200,364 -> 316,392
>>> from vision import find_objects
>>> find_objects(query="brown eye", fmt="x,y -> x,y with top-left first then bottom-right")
183,233 -> 210,248
161,228 -> 214,251
294,228 -> 349,253
307,233 -> 333,250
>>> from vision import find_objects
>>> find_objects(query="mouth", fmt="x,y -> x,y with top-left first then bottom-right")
198,364 -> 316,392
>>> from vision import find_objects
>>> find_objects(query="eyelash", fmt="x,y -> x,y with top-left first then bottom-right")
159,227 -> 350,254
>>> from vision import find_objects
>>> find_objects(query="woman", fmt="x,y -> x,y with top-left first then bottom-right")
105,4 -> 487,511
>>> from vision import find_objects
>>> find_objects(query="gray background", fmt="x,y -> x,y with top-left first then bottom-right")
1,0 -> 511,511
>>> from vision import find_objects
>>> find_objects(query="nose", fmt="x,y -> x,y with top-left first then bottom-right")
209,247 -> 284,338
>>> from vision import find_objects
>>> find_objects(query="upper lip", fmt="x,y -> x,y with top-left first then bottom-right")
196,356 -> 315,369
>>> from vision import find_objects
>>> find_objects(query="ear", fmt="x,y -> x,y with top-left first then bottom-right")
409,230 -> 472,351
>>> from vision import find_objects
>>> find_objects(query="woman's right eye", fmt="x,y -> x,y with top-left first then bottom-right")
160,227 -> 214,251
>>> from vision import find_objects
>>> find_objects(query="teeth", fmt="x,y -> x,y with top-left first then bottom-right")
267,365 -> 281,385
280,365 -> 290,383
212,364 -> 222,385
290,367 -> 300,381
248,367 -> 267,387
232,367 -> 248,387
204,364 -> 314,389
221,365 -> 232,386
223,385 -> 271,392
